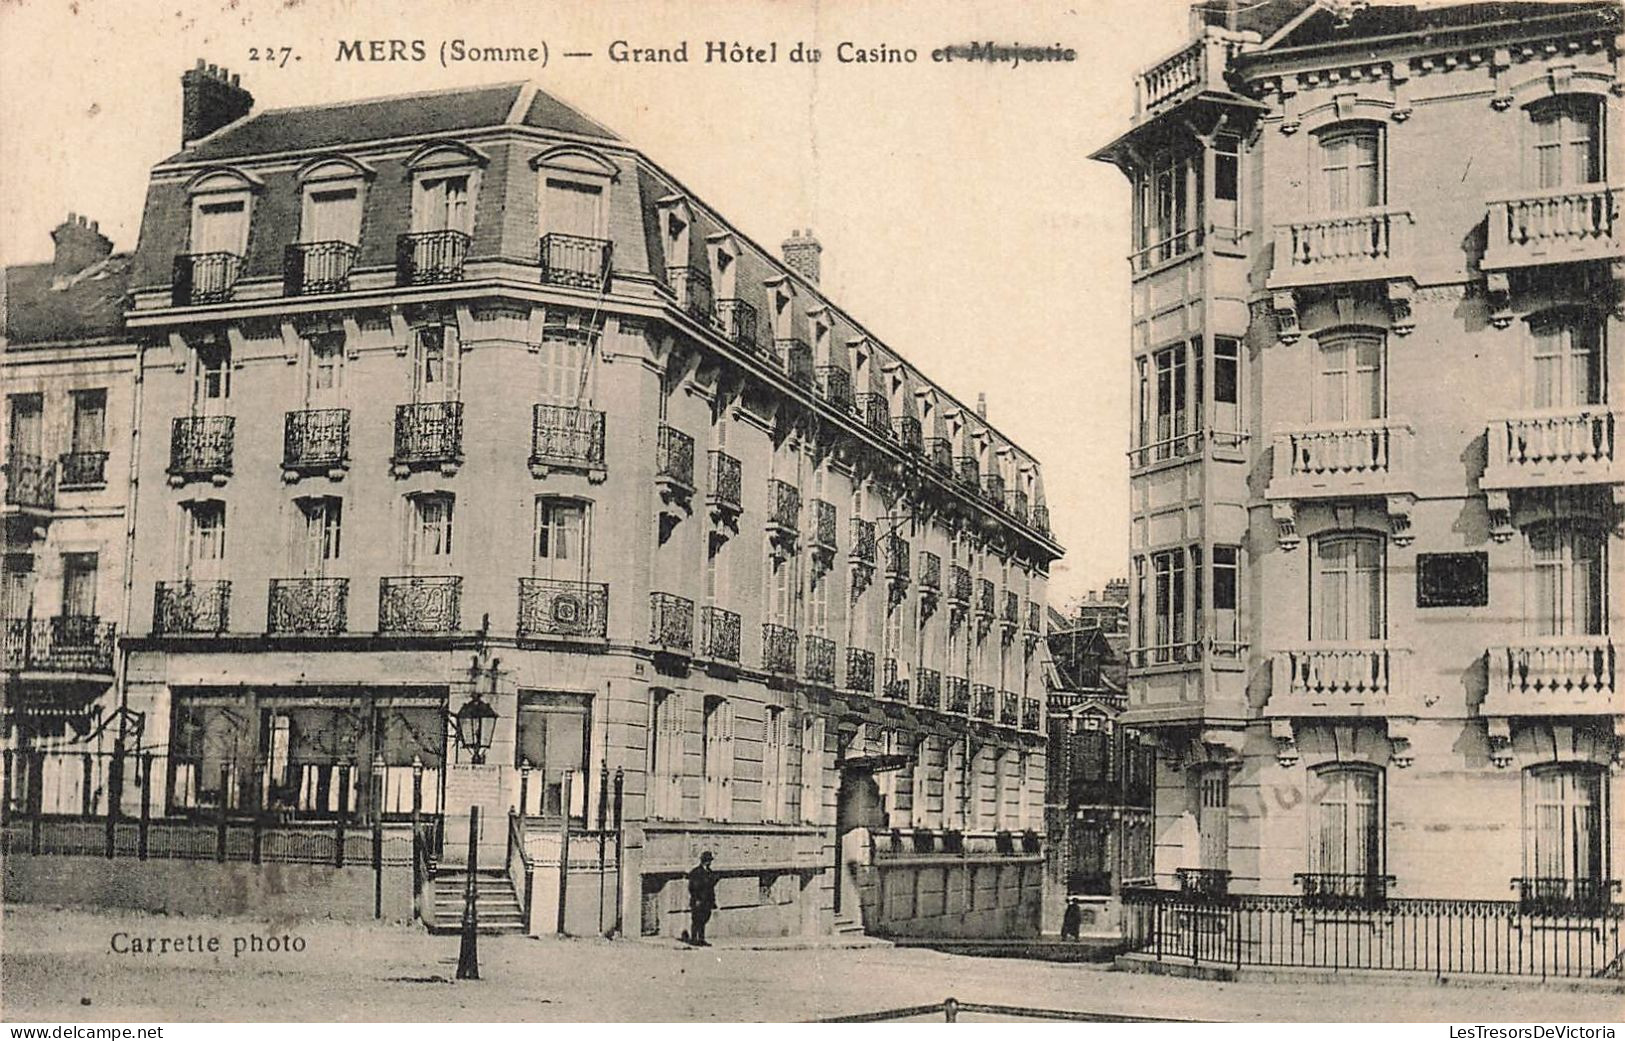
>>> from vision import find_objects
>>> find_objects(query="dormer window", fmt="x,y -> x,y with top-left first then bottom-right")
534,146 -> 616,290
416,175 -> 469,233
177,170 -> 257,305
192,198 -> 248,256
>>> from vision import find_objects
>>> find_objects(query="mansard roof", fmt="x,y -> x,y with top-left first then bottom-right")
3,254 -> 132,346
1258,0 -> 1618,55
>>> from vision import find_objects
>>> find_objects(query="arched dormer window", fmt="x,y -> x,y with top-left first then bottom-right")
1314,122 -> 1383,214
182,169 -> 260,301
294,157 -> 373,249
534,145 -> 616,267
403,143 -> 486,236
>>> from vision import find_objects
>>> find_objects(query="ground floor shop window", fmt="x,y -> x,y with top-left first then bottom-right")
516,691 -> 590,820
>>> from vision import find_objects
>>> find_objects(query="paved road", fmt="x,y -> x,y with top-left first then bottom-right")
1,907 -> 1618,1022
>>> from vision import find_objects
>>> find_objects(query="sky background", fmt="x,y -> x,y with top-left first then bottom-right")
0,0 -> 1200,606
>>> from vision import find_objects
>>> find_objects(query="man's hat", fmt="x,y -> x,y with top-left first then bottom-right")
700,850 -> 714,862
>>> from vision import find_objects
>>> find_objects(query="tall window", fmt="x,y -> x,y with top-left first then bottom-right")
69,389 -> 106,454
305,331 -> 345,406
184,500 -> 227,575
515,693 -> 590,820
1150,548 -> 1187,661
762,706 -> 787,823
295,497 -> 342,576
301,186 -> 362,244
543,179 -> 603,237
1212,546 -> 1241,655
1315,333 -> 1384,423
60,552 -> 98,619
1529,314 -> 1603,409
414,174 -> 469,233
409,494 -> 453,565
1198,769 -> 1229,872
1528,96 -> 1602,189
1136,151 -> 1198,265
539,313 -> 595,407
1528,525 -> 1605,636
7,393 -> 42,459
648,689 -> 683,819
1310,767 -> 1382,878
3,554 -> 33,618
701,696 -> 735,821
1213,338 -> 1240,434
1311,535 -> 1384,641
534,498 -> 588,581
1318,125 -> 1382,212
194,341 -> 231,414
1525,766 -> 1603,883
1213,133 -> 1240,231
1151,343 -> 1189,459
191,198 -> 249,255
413,326 -> 454,402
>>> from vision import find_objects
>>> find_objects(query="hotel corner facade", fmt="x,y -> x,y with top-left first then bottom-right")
2,66 -> 1060,940
1094,0 -> 1623,914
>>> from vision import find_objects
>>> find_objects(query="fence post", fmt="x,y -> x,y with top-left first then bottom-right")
138,755 -> 151,861
252,810 -> 263,865
2,748 -> 11,828
517,760 -> 530,825
557,769 -> 573,936
216,764 -> 229,862
612,767 -> 624,938
29,751 -> 43,854
82,750 -> 94,817
106,742 -> 124,858
335,763 -> 349,869
597,759 -> 610,937
373,754 -> 384,920
410,757 -> 423,921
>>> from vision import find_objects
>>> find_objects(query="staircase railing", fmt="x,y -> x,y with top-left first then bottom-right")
508,809 -> 534,932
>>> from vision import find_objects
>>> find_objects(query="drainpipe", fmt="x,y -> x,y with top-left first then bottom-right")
115,339 -> 146,753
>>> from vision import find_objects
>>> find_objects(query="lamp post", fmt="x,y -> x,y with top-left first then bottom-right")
453,657 -> 499,981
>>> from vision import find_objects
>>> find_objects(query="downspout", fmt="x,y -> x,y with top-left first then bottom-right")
115,338 -> 145,751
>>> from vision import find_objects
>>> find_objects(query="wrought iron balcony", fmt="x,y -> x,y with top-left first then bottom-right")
539,233 -> 612,291
267,577 -> 348,634
700,605 -> 740,662
776,337 -> 814,387
396,230 -> 471,285
1267,420 -> 1415,503
530,404 -> 605,475
1269,207 -> 1415,289
1004,488 -> 1029,522
4,453 -> 55,510
882,658 -> 908,702
284,241 -> 359,296
999,690 -> 1019,726
1512,877 -> 1621,917
846,647 -> 876,693
283,408 -> 350,476
57,450 -> 107,489
816,365 -> 853,409
649,592 -> 694,653
517,578 -> 608,640
153,580 -> 230,635
168,416 -> 234,484
945,675 -> 970,714
849,517 -> 877,566
972,683 -> 996,720
1032,505 -> 1051,536
763,623 -> 798,675
855,392 -> 890,437
811,499 -> 837,552
1175,867 -> 1231,901
916,667 -> 941,709
768,478 -> 801,533
976,578 -> 995,618
1484,184 -> 1621,271
883,534 -> 910,580
954,456 -> 980,490
392,402 -> 462,473
1485,637 -> 1616,716
1482,408 -> 1619,493
1,616 -> 115,675
1294,872 -> 1395,911
665,265 -> 714,322
707,450 -> 742,512
894,415 -> 923,452
805,634 -> 836,685
378,576 -> 461,634
1269,642 -> 1408,714
656,425 -> 695,490
923,437 -> 953,473
1026,601 -> 1042,635
982,472 -> 1006,504
1002,591 -> 1020,628
1022,697 -> 1042,731
949,565 -> 972,607
714,299 -> 759,351
919,551 -> 941,591
171,252 -> 242,306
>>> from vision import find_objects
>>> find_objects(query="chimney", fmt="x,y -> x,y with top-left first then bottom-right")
182,59 -> 253,148
781,228 -> 822,285
50,213 -> 113,282
975,392 -> 987,419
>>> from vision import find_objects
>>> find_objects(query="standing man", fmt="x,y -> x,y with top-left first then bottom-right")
686,850 -> 718,946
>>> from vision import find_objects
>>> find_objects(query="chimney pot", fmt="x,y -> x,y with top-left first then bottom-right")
182,59 -> 254,148
50,212 -> 113,281
976,392 -> 988,419
780,227 -> 823,285
195,57 -> 206,69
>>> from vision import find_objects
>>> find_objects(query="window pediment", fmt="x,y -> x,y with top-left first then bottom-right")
296,155 -> 376,185
185,166 -> 264,196
1301,102 -> 1393,137
531,144 -> 619,182
403,140 -> 489,172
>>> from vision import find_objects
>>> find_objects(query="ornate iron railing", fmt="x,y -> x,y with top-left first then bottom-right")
817,365 -> 853,409
972,684 -> 996,720
846,647 -> 876,693
396,230 -> 471,285
882,658 -> 908,702
811,498 -> 837,550
4,453 -> 55,509
657,425 -> 694,489
916,667 -> 941,709
776,338 -> 814,387
530,404 -> 605,471
949,565 -> 972,606
714,298 -> 758,351
805,634 -> 836,685
649,592 -> 694,652
982,472 -> 1006,504
923,437 -> 953,472
284,241 -> 359,296
57,450 -> 107,488
2,616 -> 115,674
1175,867 -> 1231,900
945,675 -> 970,714
884,534 -> 910,579
893,415 -> 923,451
377,576 -> 462,634
539,233 -> 612,290
284,409 -> 349,472
999,690 -> 1019,726
855,392 -> 890,436
665,265 -> 714,322
976,579 -> 995,619
708,450 -> 742,509
850,518 -> 877,565
1032,505 -> 1051,535
517,578 -> 608,640
700,605 -> 740,662
955,456 -> 980,489
267,577 -> 348,634
763,623 -> 798,675
1513,877 -> 1621,917
1004,488 -> 1029,522
171,252 -> 242,305
768,478 -> 801,531
1296,872 -> 1395,911
392,402 -> 462,467
153,580 -> 231,635
1003,591 -> 1020,627
1026,601 -> 1042,634
1022,698 -> 1041,731
919,551 -> 941,591
169,416 -> 234,481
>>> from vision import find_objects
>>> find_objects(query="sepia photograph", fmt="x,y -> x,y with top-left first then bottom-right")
0,0 -> 1621,1027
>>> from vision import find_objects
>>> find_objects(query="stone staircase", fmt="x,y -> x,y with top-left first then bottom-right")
424,868 -> 528,935
832,913 -> 866,937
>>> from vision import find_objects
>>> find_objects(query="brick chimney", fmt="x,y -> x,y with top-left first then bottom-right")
182,59 -> 253,148
975,392 -> 987,419
50,213 -> 113,282
781,228 -> 822,285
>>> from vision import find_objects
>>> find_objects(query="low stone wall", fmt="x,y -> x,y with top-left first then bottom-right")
853,854 -> 1044,939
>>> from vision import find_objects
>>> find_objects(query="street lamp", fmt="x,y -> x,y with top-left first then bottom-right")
454,654 -> 499,765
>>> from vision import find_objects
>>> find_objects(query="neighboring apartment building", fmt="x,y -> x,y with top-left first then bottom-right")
102,65 -> 1059,937
2,216 -> 136,788
1093,0 -> 1622,911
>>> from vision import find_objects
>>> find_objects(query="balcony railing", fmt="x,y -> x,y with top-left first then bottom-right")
2,616 -> 115,674
267,577 -> 348,634
894,415 -> 923,452
882,658 -> 908,702
1021,698 -> 1042,731
1271,643 -> 1407,710
284,408 -> 350,474
883,534 -> 910,580
1483,408 -> 1618,490
919,551 -> 941,591
700,605 -> 740,662
396,230 -> 470,285
916,667 -> 941,709
850,518 -> 877,565
707,450 -> 742,511
378,576 -> 461,634
530,404 -> 605,472
1485,184 -> 1620,271
982,472 -> 1006,504
999,691 -> 1019,727
923,437 -> 953,473
1032,504 -> 1051,536
649,592 -> 694,653
955,456 -> 980,490
1295,872 -> 1395,911
168,416 -> 234,483
1485,637 -> 1616,714
768,479 -> 800,532
805,634 -> 836,685
1025,601 -> 1042,635
1175,867 -> 1231,901
57,450 -> 107,489
171,252 -> 242,306
846,647 -> 876,693
816,365 -> 853,409
538,233 -> 612,291
976,579 -> 995,619
393,402 -> 462,470
949,565 -> 972,606
714,299 -> 759,351
945,675 -> 970,714
1268,420 -> 1414,500
665,265 -> 714,322
1002,591 -> 1020,627
1004,488 -> 1029,522
1513,877 -> 1621,917
855,392 -> 890,436
284,241 -> 359,296
153,580 -> 230,635
811,498 -> 837,551
1269,207 -> 1414,289
973,684 -> 996,720
4,453 -> 55,510
1133,33 -> 1240,120
763,623 -> 798,675
656,425 -> 695,490
517,578 -> 608,640
776,338 -> 814,387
